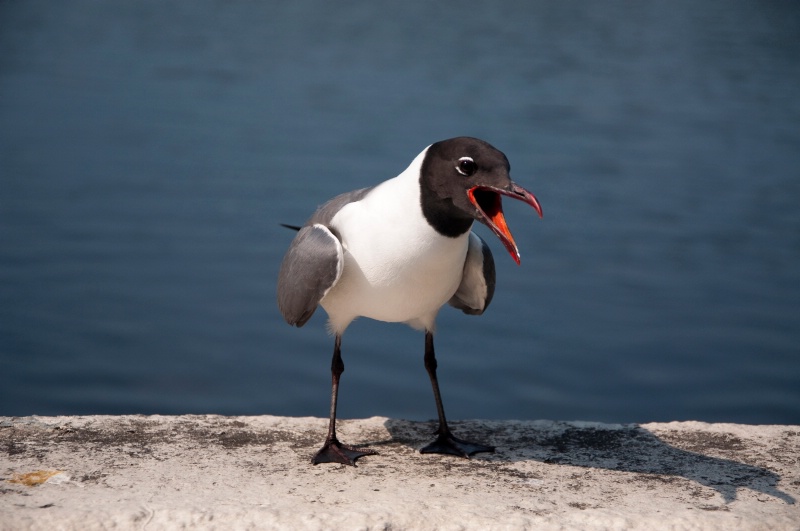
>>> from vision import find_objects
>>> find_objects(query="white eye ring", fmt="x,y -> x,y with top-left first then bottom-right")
456,156 -> 476,176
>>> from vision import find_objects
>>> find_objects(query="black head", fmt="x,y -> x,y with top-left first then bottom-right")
419,136 -> 542,264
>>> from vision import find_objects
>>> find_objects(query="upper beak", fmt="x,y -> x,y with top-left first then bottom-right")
467,182 -> 543,265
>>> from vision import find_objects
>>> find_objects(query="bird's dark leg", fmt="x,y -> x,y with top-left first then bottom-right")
420,331 -> 495,458
312,335 -> 376,466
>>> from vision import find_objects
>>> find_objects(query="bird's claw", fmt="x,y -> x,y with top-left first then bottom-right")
312,437 -> 377,466
420,431 -> 495,458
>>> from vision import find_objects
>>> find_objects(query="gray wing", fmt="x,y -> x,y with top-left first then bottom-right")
277,224 -> 343,327
277,186 -> 372,326
448,231 -> 496,315
307,187 -> 372,228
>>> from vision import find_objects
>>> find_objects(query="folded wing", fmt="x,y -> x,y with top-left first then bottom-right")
277,224 -> 344,327
448,231 -> 496,315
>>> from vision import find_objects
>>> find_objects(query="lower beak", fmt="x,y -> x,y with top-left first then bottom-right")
467,182 -> 542,265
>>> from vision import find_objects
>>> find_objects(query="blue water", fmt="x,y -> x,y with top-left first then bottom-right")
1,1 -> 799,425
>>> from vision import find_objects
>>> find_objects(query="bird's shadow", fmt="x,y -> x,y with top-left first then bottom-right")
382,419 -> 796,505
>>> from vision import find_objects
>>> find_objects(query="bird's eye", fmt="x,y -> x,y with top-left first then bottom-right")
456,157 -> 477,176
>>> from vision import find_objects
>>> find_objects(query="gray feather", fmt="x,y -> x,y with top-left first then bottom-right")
277,225 -> 343,327
306,187 -> 373,229
448,232 -> 496,315
277,187 -> 373,327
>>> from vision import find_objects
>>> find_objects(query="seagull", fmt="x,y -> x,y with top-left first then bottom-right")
277,137 -> 542,465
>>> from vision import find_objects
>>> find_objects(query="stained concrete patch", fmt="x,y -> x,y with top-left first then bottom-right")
1,415 -> 798,529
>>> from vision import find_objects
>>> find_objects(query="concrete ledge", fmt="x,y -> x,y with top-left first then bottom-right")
1,415 -> 798,529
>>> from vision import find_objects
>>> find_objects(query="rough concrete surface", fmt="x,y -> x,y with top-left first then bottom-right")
1,415 -> 798,530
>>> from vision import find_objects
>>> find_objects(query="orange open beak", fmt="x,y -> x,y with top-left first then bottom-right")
467,183 -> 542,265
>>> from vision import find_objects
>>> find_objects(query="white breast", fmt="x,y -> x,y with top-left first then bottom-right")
321,149 -> 470,334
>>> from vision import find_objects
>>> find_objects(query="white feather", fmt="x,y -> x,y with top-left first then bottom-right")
321,147 -> 470,334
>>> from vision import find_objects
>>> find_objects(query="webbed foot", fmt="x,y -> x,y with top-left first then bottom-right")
420,431 -> 495,458
312,437 -> 377,466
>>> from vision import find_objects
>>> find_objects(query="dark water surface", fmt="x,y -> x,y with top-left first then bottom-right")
2,1 -> 799,424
